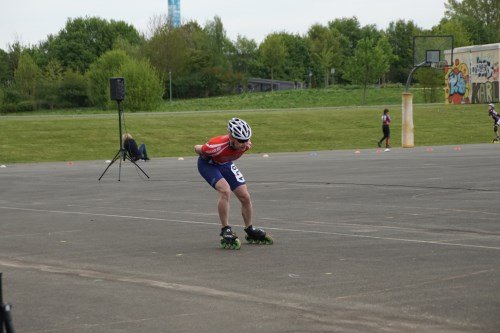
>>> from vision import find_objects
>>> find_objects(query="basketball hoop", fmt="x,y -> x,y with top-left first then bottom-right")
430,60 -> 448,70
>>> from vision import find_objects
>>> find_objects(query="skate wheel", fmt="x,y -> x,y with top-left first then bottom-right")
244,235 -> 254,244
244,234 -> 274,245
264,235 -> 274,245
220,238 -> 240,250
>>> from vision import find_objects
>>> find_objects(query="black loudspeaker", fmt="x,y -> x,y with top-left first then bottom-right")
110,77 -> 126,101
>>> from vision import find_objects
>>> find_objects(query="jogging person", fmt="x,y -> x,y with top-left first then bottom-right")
488,103 -> 500,143
377,108 -> 391,150
194,118 -> 272,249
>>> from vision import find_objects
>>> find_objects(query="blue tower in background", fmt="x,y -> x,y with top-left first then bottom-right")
168,0 -> 181,27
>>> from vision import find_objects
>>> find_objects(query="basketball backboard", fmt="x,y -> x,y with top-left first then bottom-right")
413,35 -> 454,68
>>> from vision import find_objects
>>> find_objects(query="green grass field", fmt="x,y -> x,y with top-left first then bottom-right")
0,100 -> 493,164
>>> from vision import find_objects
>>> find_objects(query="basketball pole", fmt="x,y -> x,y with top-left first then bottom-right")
402,65 -> 420,149
402,91 -> 414,148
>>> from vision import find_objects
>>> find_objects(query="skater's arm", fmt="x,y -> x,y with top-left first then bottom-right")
194,145 -> 203,155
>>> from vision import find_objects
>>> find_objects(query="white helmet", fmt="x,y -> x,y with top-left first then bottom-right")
489,103 -> 495,109
228,118 -> 252,141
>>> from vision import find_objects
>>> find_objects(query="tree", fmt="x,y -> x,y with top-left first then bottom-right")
14,53 -> 40,101
259,34 -> 287,91
343,38 -> 391,103
328,17 -> 362,57
0,49 -> 10,85
203,16 -> 232,69
57,70 -> 90,107
154,20 -> 207,98
229,35 -> 260,75
87,50 -> 129,108
40,17 -> 142,73
445,0 -> 499,44
5,42 -> 24,84
385,20 -> 423,83
307,24 -> 342,87
277,33 -> 311,84
37,59 -> 64,109
432,18 -> 472,47
199,16 -> 235,96
144,18 -> 194,98
376,36 -> 398,85
327,17 -> 361,84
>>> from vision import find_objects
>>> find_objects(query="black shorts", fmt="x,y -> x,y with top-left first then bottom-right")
382,125 -> 390,137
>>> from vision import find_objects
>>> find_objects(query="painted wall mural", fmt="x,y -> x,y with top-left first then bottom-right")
445,59 -> 471,104
445,44 -> 499,104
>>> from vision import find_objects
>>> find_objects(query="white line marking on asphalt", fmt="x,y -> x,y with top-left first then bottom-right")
1,206 -> 499,250
0,229 -> 82,238
0,206 -> 219,226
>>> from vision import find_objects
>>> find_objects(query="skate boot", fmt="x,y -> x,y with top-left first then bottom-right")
244,225 -> 273,245
220,226 -> 241,250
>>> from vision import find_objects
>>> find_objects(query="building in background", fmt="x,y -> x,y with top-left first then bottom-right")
445,43 -> 499,104
168,0 -> 181,27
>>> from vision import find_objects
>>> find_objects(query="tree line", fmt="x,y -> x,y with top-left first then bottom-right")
0,0 -> 498,111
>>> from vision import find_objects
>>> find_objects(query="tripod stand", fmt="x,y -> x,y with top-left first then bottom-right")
0,273 -> 15,333
98,101 -> 150,181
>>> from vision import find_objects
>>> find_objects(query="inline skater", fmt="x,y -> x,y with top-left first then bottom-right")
194,118 -> 273,249
488,103 -> 500,143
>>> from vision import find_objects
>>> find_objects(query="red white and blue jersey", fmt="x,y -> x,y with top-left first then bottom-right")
382,114 -> 391,126
201,134 -> 251,164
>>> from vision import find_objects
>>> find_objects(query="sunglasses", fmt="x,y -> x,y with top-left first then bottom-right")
236,138 -> 248,144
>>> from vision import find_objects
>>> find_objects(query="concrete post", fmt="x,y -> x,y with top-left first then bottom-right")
402,92 -> 414,148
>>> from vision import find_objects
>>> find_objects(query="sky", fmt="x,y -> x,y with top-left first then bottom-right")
0,0 -> 447,50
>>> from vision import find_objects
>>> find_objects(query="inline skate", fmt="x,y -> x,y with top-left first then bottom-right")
220,226 -> 241,250
244,225 -> 273,245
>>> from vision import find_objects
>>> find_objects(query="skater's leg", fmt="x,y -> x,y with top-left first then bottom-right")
215,178 -> 232,228
233,184 -> 252,228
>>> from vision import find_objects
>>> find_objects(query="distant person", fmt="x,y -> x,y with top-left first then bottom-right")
377,108 -> 391,150
194,118 -> 273,250
123,133 -> 150,161
488,103 -> 500,143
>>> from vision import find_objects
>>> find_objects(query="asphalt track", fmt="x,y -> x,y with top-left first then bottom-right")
0,144 -> 499,333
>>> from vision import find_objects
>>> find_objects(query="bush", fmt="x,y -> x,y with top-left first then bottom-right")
0,103 -> 16,113
37,81 -> 61,109
16,100 -> 36,112
87,50 -> 129,108
58,70 -> 90,107
2,86 -> 22,104
118,58 -> 164,111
